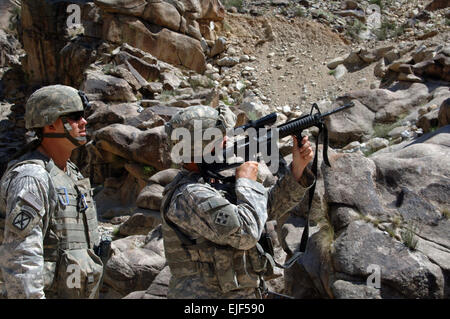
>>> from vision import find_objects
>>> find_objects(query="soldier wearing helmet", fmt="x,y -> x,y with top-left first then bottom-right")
161,104 -> 315,298
0,85 -> 105,299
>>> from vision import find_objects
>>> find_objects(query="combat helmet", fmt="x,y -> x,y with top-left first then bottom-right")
165,104 -> 237,163
25,84 -> 91,147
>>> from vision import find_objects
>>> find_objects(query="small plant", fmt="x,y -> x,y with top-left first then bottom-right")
401,221 -> 419,251
328,69 -> 336,76
112,226 -> 121,238
346,19 -> 368,41
143,165 -> 155,177
294,6 -> 307,18
372,19 -> 404,41
369,0 -> 394,10
391,215 -> 403,228
159,90 -> 176,102
222,0 -> 243,11
223,20 -> 232,33
369,0 -> 383,9
385,226 -> 397,239
442,208 -> 450,219
102,63 -> 116,75
372,218 -> 380,227
221,95 -> 233,106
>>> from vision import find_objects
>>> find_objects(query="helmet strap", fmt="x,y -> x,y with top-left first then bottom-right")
42,117 -> 86,147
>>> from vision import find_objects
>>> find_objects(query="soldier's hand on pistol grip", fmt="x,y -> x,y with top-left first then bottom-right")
291,136 -> 314,182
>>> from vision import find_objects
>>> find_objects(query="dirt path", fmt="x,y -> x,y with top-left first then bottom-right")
219,14 -> 382,112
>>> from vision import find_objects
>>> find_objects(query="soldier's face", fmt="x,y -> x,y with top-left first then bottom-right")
46,115 -> 88,147
66,114 -> 88,143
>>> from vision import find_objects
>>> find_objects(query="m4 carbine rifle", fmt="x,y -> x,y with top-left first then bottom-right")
200,101 -> 355,176
199,101 -> 354,266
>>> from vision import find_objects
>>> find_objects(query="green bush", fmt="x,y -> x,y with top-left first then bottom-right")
222,0 -> 244,11
401,221 -> 419,251
346,19 -> 367,40
372,20 -> 404,40
295,6 -> 307,18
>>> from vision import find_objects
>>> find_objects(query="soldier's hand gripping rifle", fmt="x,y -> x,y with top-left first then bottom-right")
198,101 -> 354,266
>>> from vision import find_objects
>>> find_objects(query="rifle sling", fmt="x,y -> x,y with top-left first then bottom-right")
280,121 -> 328,269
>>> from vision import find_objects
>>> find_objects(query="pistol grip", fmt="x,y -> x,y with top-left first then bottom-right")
295,131 -> 304,147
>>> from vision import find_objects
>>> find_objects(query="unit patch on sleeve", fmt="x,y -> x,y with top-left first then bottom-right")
215,212 -> 230,226
6,201 -> 42,237
12,210 -> 33,230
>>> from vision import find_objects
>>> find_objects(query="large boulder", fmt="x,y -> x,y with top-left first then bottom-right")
325,99 -> 375,147
289,128 -> 450,298
122,265 -> 171,299
0,29 -> 22,68
332,221 -> 444,298
143,2 -> 183,33
136,183 -> 165,210
102,230 -> 166,298
86,101 -> 142,131
118,209 -> 161,236
136,168 -> 180,210
81,68 -> 137,102
20,0 -> 100,87
94,124 -> 171,170
94,0 -> 147,16
438,98 -> 450,127
102,14 -> 206,73
179,0 -> 225,21
344,82 -> 431,123
322,153 -> 385,218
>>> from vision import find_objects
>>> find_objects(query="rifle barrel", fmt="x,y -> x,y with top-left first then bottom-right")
320,101 -> 354,118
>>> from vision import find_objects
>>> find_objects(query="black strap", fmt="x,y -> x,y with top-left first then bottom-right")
279,120 -> 331,269
299,124 -> 320,252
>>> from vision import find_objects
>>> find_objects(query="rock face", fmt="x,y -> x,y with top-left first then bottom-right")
102,227 -> 166,298
19,0 -> 228,85
94,124 -> 171,170
325,99 -> 375,146
91,0 -> 227,73
284,128 -> 450,299
101,14 -> 207,73
20,0 -> 100,86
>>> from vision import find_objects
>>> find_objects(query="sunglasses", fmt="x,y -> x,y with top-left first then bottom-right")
63,111 -> 85,121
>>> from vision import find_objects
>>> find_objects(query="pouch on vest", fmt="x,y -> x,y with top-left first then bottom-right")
213,247 -> 239,293
249,242 -> 280,281
55,248 -> 103,299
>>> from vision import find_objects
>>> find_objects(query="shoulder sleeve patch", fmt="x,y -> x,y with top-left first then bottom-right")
6,200 -> 43,238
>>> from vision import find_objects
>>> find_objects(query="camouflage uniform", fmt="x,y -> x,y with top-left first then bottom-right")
161,105 -> 315,298
0,85 -> 103,299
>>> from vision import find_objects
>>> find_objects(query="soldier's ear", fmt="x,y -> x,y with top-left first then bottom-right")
45,118 -> 62,132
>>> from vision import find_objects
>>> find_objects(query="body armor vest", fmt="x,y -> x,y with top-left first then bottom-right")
3,151 -> 103,298
161,171 -> 273,294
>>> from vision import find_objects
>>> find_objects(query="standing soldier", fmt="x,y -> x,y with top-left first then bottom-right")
161,105 -> 315,298
0,85 -> 105,299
